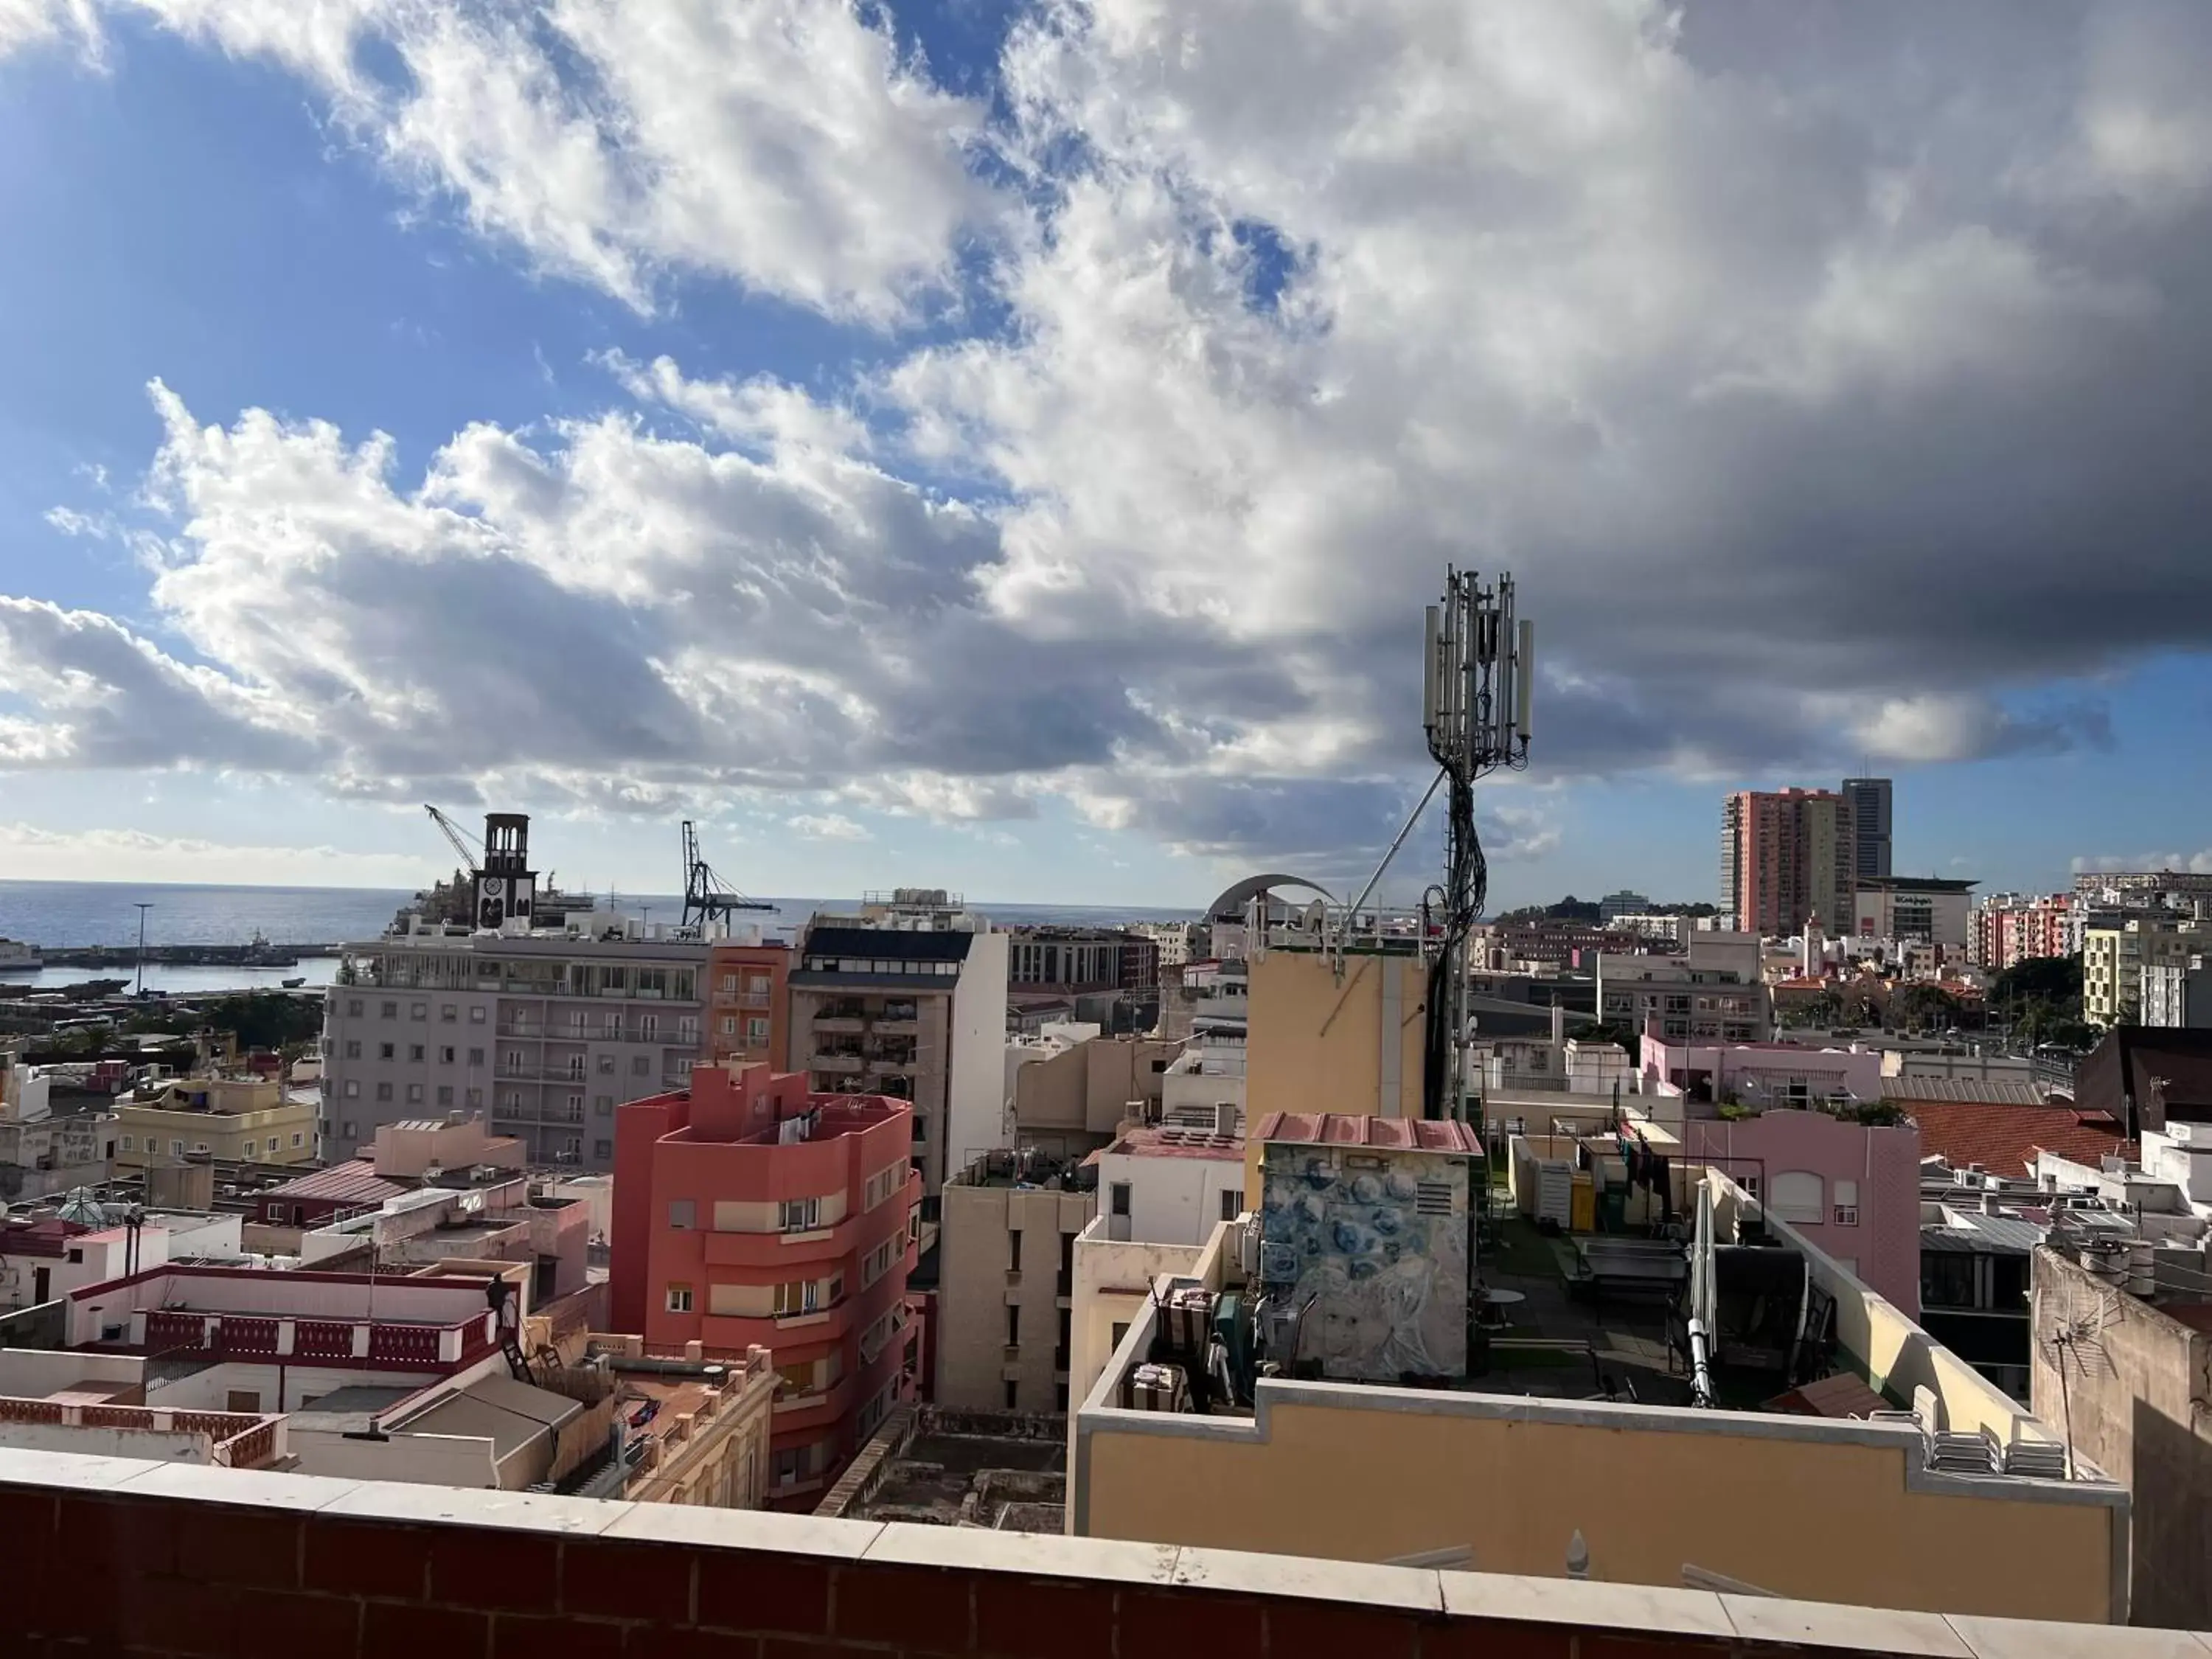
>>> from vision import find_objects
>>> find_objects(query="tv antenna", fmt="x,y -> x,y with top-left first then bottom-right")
682,821 -> 774,928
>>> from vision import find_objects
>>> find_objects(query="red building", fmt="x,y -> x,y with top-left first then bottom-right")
611,1060 -> 919,1505
704,939 -> 791,1071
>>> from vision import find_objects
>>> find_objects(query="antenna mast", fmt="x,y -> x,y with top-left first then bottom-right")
1420,568 -> 1533,1119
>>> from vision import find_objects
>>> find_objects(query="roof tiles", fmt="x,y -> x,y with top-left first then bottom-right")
1255,1112 -> 1482,1155
1907,1100 -> 2132,1178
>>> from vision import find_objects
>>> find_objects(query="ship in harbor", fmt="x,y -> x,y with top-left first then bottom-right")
0,939 -> 43,973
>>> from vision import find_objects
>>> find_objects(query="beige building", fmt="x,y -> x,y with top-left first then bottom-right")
116,1074 -> 319,1172
2031,1243 -> 2212,1628
1007,1025 -> 1179,1157
574,1338 -> 779,1508
936,1150 -> 1091,1413
1071,1171 -> 2131,1624
2083,914 -> 2207,1026
1245,948 -> 1427,1119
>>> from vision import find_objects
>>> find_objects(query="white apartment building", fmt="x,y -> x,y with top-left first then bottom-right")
787,917 -> 1009,1203
2142,956 -> 2212,1030
1595,932 -> 1769,1042
1130,921 -> 1206,970
322,925 -> 712,1171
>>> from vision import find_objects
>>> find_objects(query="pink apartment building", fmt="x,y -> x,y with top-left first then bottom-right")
1640,1033 -> 1887,1107
1971,891 -> 2073,970
1680,1109 -> 1922,1315
611,1060 -> 919,1506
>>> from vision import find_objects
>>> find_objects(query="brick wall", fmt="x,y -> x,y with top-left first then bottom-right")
0,1447 -> 2191,1659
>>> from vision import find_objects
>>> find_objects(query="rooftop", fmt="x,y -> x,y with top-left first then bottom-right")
260,1161 -> 407,1209
818,1406 -> 1067,1530
1104,1126 -> 1242,1161
1905,1099 -> 2132,1176
1882,1077 -> 2048,1107
1254,1111 -> 1483,1153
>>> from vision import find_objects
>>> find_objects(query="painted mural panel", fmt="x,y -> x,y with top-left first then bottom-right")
1258,1145 -> 1470,1380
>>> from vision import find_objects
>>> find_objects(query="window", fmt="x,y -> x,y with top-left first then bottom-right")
1004,1380 -> 1018,1410
465,1088 -> 482,1107
347,998 -> 364,1017
381,1001 -> 398,1019
411,1002 -> 427,1020
436,1085 -> 453,1106
598,1054 -> 616,1074
677,1015 -> 698,1045
595,1094 -> 613,1115
1009,1230 -> 1023,1272
406,1084 -> 424,1104
666,1284 -> 693,1313
439,1046 -> 456,1064
441,1004 -> 456,1022
470,1006 -> 486,1023
408,1045 -> 425,1062
341,1121 -> 358,1138
1220,1187 -> 1242,1221
468,1047 -> 485,1066
632,1055 -> 650,1076
781,1197 -> 821,1232
1832,1179 -> 1860,1227
375,1082 -> 394,1102
343,1079 -> 360,1099
291,1133 -> 305,1148
720,1017 -> 737,1037
169,1140 -> 185,1155
1770,1171 -> 1823,1224
638,1014 -> 659,1041
594,1139 -> 612,1159
669,1200 -> 696,1230
774,1279 -> 824,1315
378,1043 -> 395,1061
344,1040 -> 362,1060
120,1135 -> 134,1152
1006,1306 -> 1020,1345
1110,1183 -> 1132,1217
748,1018 -> 771,1043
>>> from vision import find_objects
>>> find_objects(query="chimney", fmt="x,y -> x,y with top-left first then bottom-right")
1214,1100 -> 1238,1138
1980,1192 -> 2000,1217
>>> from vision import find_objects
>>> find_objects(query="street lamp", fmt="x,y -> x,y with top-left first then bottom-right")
133,902 -> 153,998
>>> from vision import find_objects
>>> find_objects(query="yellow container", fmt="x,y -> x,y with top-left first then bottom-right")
1569,1172 -> 1595,1233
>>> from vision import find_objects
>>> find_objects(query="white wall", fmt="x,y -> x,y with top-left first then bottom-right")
0,1421 -> 207,1461
947,931 -> 1012,1172
1070,1221 -> 1206,1409
1093,1151 -> 1244,1247
291,1426 -> 498,1488
0,1349 -> 145,1397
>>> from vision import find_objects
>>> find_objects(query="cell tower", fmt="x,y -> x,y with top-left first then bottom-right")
1420,569 -> 1533,1119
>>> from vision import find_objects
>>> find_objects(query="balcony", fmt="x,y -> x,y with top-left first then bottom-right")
133,1307 -> 497,1372
714,990 -> 775,1010
811,1052 -> 865,1074
871,1018 -> 919,1037
811,1016 -> 865,1035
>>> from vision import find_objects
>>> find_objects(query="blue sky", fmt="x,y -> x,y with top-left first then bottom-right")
3,1 -> 2211,910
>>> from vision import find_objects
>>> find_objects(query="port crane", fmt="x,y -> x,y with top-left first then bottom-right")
682,821 -> 773,928
424,804 -> 481,872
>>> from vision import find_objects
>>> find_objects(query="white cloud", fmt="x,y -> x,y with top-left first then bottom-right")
8,0 -> 2212,880
114,0 -> 986,322
0,821 -> 430,885
787,812 -> 870,842
2073,849 -> 2212,877
0,0 -> 98,60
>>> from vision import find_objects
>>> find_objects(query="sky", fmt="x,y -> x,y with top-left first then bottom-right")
2,1 -> 2211,910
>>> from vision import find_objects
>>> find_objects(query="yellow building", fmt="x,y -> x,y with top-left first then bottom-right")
2083,914 -> 2205,1026
115,1074 -> 319,1171
1245,947 -> 1427,1119
1072,1168 -> 2132,1624
580,1337 -> 778,1508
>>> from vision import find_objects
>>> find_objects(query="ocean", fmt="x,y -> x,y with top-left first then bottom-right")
0,879 -> 1202,981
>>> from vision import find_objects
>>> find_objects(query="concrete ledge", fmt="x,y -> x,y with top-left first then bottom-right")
0,1447 -> 2202,1659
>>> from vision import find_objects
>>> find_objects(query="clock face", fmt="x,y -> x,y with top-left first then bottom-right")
478,878 -> 507,929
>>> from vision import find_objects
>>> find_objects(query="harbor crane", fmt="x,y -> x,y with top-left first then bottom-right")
682,821 -> 774,928
424,803 -> 481,872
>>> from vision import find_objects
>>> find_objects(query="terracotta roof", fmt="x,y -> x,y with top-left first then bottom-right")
1254,1113 -> 1482,1154
1905,1101 -> 2132,1178
262,1160 -> 407,1208
1108,1127 -> 1243,1161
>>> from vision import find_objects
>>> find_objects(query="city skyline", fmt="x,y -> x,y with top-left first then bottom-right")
4,4 -> 2212,906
